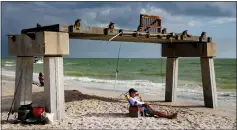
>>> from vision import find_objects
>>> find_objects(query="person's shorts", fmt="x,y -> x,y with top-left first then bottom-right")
143,107 -> 156,116
40,82 -> 44,87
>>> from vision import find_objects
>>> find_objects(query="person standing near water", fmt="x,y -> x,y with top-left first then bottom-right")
39,72 -> 44,87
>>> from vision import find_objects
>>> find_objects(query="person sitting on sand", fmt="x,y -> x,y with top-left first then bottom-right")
38,72 -> 44,87
127,88 -> 177,119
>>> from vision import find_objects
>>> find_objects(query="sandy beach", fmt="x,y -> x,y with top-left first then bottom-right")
1,75 -> 236,130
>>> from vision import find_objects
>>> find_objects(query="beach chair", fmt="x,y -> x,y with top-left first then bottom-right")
124,94 -> 145,117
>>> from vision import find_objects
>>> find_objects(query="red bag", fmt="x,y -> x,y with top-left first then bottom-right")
32,107 -> 45,117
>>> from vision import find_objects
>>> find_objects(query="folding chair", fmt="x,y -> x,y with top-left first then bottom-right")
124,94 -> 145,117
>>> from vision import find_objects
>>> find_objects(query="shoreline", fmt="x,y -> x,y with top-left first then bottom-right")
2,68 -> 236,91
1,70 -> 236,111
2,78 -> 236,116
1,79 -> 236,129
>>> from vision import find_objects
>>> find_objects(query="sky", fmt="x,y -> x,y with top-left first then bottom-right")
1,1 -> 236,58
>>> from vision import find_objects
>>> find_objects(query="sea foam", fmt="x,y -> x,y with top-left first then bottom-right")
2,69 -> 236,111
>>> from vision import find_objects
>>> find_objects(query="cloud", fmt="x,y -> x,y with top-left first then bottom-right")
2,2 -> 236,33
208,25 -> 217,28
139,4 -> 235,29
208,18 -> 236,24
187,20 -> 200,27
1,2 -> 236,58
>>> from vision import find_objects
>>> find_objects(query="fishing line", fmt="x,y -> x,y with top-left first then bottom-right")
113,43 -> 122,92
107,32 -> 123,92
78,20 -> 123,92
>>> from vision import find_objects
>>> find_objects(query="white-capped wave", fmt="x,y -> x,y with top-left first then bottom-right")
2,69 -> 236,110
4,64 -> 15,67
34,61 -> 43,64
64,63 -> 79,65
6,61 -> 14,64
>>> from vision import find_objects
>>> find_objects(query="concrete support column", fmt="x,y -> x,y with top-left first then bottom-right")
200,57 -> 218,108
14,56 -> 33,112
165,57 -> 179,102
44,56 -> 65,120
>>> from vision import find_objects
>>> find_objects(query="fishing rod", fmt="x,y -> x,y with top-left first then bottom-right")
7,63 -> 25,122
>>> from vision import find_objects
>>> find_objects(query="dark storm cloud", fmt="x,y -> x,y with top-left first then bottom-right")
1,2 -> 236,57
2,2 -> 235,32
41,2 -> 236,17
148,2 -> 236,17
2,2 -> 235,30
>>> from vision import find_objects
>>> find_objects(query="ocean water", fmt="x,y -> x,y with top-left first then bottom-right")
1,57 -> 236,111
2,57 -> 236,89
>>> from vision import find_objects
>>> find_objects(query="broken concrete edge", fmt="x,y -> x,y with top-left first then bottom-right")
9,32 -> 211,46
8,32 -> 70,56
161,42 -> 216,57
20,24 -> 212,42
69,33 -> 212,44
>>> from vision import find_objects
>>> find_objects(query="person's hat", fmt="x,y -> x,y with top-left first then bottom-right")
128,88 -> 138,94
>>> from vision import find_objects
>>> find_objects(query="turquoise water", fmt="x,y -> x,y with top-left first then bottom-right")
2,57 -> 236,89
